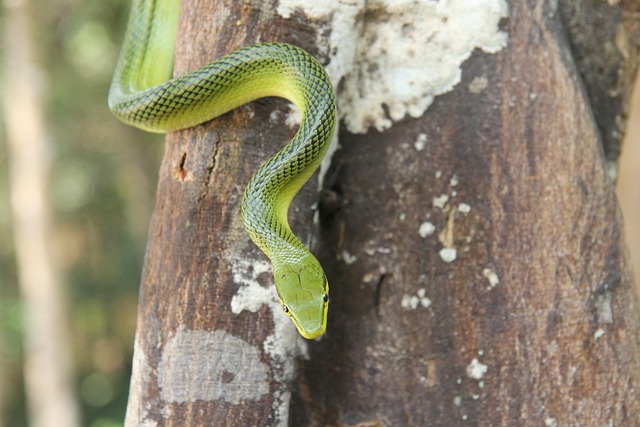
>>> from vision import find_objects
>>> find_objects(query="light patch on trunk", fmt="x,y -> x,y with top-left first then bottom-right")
277,0 -> 509,134
230,258 -> 275,314
466,357 -> 488,380
125,336 -> 155,426
229,256 -> 306,427
158,329 -> 269,404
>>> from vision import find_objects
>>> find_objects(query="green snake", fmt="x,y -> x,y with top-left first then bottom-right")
109,0 -> 335,339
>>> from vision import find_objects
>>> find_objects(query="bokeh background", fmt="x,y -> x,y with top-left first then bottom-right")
1,1 -> 162,425
0,1 -> 638,426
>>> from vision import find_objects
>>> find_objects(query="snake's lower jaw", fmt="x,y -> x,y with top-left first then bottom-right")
288,295 -> 328,339
282,299 -> 328,339
296,321 -> 326,340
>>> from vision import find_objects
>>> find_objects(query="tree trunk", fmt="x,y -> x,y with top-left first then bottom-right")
2,0 -> 81,426
124,0 -> 323,425
126,0 -> 640,426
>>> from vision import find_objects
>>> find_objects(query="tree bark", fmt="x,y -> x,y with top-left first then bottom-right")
126,0 -> 640,426
294,1 -> 640,426
558,0 -> 640,163
124,0 -> 322,425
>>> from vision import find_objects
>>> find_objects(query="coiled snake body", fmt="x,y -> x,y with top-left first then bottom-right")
109,0 -> 336,339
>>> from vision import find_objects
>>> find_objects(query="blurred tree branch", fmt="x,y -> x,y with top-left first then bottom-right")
2,0 -> 80,425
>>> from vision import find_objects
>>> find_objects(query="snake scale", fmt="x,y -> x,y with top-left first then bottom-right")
109,0 -> 336,339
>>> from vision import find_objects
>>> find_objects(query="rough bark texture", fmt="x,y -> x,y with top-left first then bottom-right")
124,0 -> 323,425
126,0 -> 640,426
558,0 -> 640,162
292,1 -> 640,427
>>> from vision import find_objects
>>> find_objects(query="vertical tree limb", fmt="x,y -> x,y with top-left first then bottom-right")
124,0 -> 325,425
292,1 -> 640,426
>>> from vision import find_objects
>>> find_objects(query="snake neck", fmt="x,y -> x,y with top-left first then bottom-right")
241,94 -> 335,266
214,45 -> 336,270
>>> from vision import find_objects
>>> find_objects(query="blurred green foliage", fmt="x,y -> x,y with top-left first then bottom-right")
0,0 -> 164,425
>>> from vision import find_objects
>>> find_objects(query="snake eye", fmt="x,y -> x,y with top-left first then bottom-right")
322,293 -> 329,303
282,305 -> 290,314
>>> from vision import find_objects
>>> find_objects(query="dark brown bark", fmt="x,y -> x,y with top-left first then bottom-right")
558,0 -> 640,162
124,1 -> 325,425
293,1 -> 640,427
127,0 -> 640,426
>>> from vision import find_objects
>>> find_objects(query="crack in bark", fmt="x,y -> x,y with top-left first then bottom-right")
173,152 -> 188,181
374,272 -> 393,317
197,130 -> 221,203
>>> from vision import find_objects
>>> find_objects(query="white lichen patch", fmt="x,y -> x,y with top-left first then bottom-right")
594,292 -> 614,324
415,133 -> 427,151
159,329 -> 269,404
229,257 -> 303,353
450,175 -> 459,187
594,328 -> 606,340
433,194 -> 449,209
341,249 -> 358,264
482,268 -> 499,288
457,203 -> 471,214
466,358 -> 488,380
419,221 -> 436,238
229,256 -> 300,427
269,110 -> 281,123
401,294 -> 420,310
439,248 -> 457,263
277,0 -> 509,134
545,417 -> 558,427
468,75 -> 489,93
401,288 -> 432,310
277,0 -> 362,96
230,258 -> 275,315
343,0 -> 509,133
285,103 -> 302,128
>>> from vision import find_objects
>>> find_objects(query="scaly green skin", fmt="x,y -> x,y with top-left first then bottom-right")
109,0 -> 335,339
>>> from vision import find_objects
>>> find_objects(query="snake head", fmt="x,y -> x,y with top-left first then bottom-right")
273,256 -> 329,339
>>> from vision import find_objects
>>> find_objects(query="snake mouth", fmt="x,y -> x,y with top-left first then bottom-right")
297,320 -> 325,340
292,318 -> 327,340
